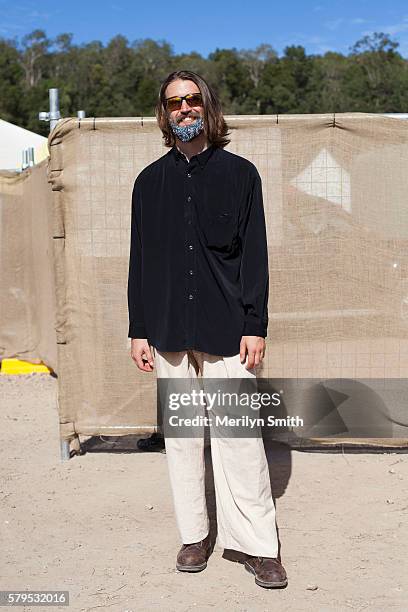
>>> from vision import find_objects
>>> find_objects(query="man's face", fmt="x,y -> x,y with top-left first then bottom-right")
164,79 -> 204,128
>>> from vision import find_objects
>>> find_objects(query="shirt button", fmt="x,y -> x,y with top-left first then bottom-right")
187,195 -> 192,202
188,294 -> 194,300
189,269 -> 194,275
188,244 -> 193,250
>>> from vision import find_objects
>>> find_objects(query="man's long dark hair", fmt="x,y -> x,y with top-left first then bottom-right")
155,70 -> 231,148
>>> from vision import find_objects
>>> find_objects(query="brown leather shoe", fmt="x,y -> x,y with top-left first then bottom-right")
244,556 -> 288,588
176,534 -> 212,572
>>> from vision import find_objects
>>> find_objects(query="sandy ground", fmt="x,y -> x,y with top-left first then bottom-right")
1,374 -> 407,612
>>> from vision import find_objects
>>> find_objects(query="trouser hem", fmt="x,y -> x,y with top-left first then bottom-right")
217,538 -> 279,559
181,530 -> 210,545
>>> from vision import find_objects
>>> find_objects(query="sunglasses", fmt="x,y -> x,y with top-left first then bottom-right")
165,92 -> 203,112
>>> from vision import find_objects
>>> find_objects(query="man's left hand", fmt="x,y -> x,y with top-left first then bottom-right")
240,336 -> 266,370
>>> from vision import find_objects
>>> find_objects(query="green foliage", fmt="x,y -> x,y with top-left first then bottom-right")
0,39 -> 24,124
0,30 -> 406,133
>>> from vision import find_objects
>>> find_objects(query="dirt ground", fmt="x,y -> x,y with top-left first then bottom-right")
1,374 -> 407,612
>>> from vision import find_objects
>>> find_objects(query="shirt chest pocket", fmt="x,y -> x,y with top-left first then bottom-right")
202,211 -> 237,250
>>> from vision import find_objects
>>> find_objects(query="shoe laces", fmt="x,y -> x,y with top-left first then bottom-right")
183,541 -> 203,551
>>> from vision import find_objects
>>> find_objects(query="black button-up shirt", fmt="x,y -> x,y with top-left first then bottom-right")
127,143 -> 269,357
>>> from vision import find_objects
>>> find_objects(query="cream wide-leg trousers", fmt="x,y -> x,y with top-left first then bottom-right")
151,346 -> 279,557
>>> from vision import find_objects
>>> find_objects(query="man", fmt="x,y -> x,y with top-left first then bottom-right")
128,70 -> 287,589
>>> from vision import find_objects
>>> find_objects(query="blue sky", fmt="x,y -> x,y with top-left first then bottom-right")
1,0 -> 408,58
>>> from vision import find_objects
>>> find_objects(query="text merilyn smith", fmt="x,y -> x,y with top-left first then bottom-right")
168,415 -> 304,428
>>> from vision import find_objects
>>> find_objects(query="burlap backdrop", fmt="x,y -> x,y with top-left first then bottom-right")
47,114 -> 408,446
0,160 -> 57,370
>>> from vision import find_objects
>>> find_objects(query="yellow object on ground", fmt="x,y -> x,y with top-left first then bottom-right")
1,359 -> 51,374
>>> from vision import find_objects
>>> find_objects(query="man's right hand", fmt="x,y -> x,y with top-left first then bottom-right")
130,338 -> 154,372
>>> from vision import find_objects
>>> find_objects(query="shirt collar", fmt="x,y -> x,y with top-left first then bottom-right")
171,143 -> 215,169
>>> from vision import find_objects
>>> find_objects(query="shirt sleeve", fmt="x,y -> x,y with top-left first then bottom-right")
127,176 -> 148,339
239,168 -> 269,338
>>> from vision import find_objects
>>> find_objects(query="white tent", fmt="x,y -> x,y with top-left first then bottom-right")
0,119 -> 48,170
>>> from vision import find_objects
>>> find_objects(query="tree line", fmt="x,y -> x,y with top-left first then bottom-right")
1,30 -> 407,135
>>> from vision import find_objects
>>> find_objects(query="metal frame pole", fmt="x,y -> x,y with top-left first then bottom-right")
39,88 -> 61,133
49,89 -> 61,131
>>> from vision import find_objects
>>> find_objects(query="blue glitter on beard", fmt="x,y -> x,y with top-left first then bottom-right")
169,116 -> 204,142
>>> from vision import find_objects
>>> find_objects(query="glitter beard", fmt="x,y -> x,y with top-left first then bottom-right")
169,116 -> 204,142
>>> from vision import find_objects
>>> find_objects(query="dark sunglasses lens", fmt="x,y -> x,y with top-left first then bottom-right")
186,94 -> 202,107
167,97 -> 182,112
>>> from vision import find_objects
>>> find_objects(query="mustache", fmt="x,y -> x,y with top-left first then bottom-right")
177,112 -> 200,123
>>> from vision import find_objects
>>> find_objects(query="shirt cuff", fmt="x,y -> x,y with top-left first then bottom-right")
242,319 -> 268,338
128,323 -> 148,339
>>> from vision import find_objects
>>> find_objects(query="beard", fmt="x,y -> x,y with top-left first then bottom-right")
168,114 -> 204,142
